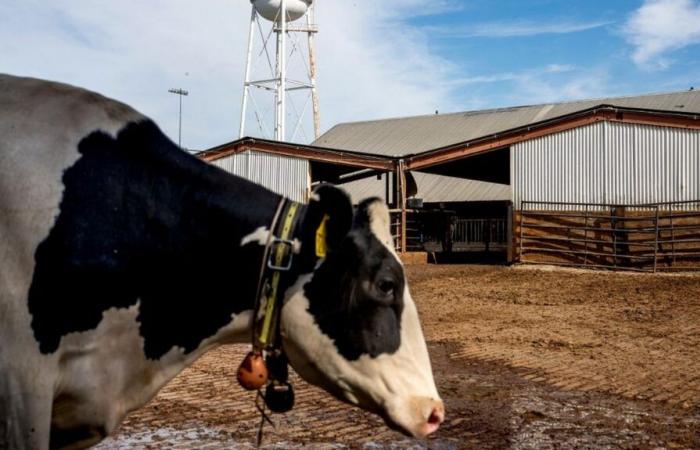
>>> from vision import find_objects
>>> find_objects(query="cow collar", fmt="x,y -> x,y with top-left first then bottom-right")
253,198 -> 302,353
237,197 -> 304,416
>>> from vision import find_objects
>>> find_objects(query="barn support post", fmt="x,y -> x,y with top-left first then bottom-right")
385,171 -> 390,205
506,202 -> 514,263
397,159 -> 407,254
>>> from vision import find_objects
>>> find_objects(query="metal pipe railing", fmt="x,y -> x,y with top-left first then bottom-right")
518,199 -> 700,272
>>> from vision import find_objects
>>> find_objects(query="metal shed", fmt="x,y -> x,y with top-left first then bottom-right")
200,90 -> 700,270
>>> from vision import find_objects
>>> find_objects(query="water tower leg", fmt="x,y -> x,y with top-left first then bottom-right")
275,0 -> 287,141
239,6 -> 257,139
307,2 -> 321,139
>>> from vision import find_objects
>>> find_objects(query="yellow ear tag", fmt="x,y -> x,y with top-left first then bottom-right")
315,215 -> 329,258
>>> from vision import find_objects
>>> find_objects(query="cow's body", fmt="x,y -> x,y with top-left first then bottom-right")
0,74 -> 443,450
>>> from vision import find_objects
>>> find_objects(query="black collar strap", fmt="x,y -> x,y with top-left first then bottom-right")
252,198 -> 303,353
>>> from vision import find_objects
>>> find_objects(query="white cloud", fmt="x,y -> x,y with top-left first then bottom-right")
511,68 -> 611,104
427,19 -> 611,38
446,65 -> 611,108
622,0 -> 700,69
447,64 -> 576,86
0,1 -> 459,149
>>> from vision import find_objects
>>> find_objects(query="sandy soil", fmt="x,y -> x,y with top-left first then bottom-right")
96,264 -> 700,449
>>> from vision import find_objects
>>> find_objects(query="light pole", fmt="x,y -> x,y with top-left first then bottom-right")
168,88 -> 188,148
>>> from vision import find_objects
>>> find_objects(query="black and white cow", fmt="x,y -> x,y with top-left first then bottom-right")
0,74 -> 444,450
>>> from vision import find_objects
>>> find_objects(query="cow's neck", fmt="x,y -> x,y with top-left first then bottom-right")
28,120 -> 288,362
130,123 -> 293,358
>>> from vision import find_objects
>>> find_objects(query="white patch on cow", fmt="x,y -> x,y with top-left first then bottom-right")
240,226 -> 271,247
366,200 -> 400,258
240,226 -> 302,253
310,193 -> 321,202
281,274 -> 441,438
53,302 -> 253,437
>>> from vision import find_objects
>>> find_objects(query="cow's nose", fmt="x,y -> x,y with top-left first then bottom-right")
421,399 -> 445,436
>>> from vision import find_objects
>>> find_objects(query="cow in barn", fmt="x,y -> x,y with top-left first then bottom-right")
0,74 -> 444,450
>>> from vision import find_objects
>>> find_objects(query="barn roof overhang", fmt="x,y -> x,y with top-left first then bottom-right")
198,136 -> 396,172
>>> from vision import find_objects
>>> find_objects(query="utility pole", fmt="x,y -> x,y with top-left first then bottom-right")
168,88 -> 188,148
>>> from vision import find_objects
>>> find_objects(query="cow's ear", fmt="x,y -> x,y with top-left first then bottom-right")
351,197 -> 394,250
353,197 -> 384,230
302,184 -> 353,256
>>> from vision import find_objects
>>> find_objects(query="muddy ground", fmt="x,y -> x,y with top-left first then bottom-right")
97,265 -> 700,449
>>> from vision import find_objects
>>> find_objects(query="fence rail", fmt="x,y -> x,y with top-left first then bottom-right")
518,200 -> 700,272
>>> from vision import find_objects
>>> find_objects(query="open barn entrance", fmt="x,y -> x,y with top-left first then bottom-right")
313,147 -> 513,264
396,147 -> 512,263
398,201 -> 511,263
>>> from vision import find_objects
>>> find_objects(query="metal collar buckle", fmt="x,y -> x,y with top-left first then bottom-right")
267,238 -> 295,271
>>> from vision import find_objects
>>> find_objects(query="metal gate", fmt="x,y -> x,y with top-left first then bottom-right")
518,200 -> 700,272
453,219 -> 507,248
391,213 -> 507,253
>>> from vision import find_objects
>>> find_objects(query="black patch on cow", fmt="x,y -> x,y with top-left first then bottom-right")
294,184 -> 353,274
303,198 -> 405,361
27,120 -> 281,358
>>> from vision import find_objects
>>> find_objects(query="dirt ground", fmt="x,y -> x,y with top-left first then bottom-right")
96,264 -> 700,449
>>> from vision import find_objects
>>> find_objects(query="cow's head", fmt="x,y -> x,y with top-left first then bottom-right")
281,185 -> 444,438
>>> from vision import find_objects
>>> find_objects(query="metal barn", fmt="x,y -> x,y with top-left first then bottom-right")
200,90 -> 700,271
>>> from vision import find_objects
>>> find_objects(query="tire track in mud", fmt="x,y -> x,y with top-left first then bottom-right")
450,344 -> 700,409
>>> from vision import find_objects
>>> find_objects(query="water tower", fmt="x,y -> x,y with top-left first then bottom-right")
239,0 -> 320,142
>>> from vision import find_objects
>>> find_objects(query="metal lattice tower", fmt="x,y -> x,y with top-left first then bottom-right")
239,0 -> 320,143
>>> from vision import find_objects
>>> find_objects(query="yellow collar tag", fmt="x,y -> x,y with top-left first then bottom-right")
315,215 -> 329,258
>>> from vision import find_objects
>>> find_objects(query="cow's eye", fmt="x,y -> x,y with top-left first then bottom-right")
377,279 -> 395,297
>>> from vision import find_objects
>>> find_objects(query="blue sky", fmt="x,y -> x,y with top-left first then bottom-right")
410,0 -> 700,110
1,0 -> 699,149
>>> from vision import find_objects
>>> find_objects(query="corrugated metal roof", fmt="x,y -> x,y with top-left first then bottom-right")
341,172 -> 511,204
314,90 -> 700,157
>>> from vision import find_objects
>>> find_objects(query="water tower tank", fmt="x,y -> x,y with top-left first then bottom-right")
253,0 -> 312,23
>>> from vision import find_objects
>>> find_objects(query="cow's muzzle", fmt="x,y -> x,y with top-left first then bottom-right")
384,396 -> 445,438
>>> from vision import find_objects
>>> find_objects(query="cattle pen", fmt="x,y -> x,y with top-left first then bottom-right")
96,263 -> 700,449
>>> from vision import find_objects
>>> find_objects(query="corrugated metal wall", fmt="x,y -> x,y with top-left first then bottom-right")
211,151 -> 310,203
512,122 -> 700,209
